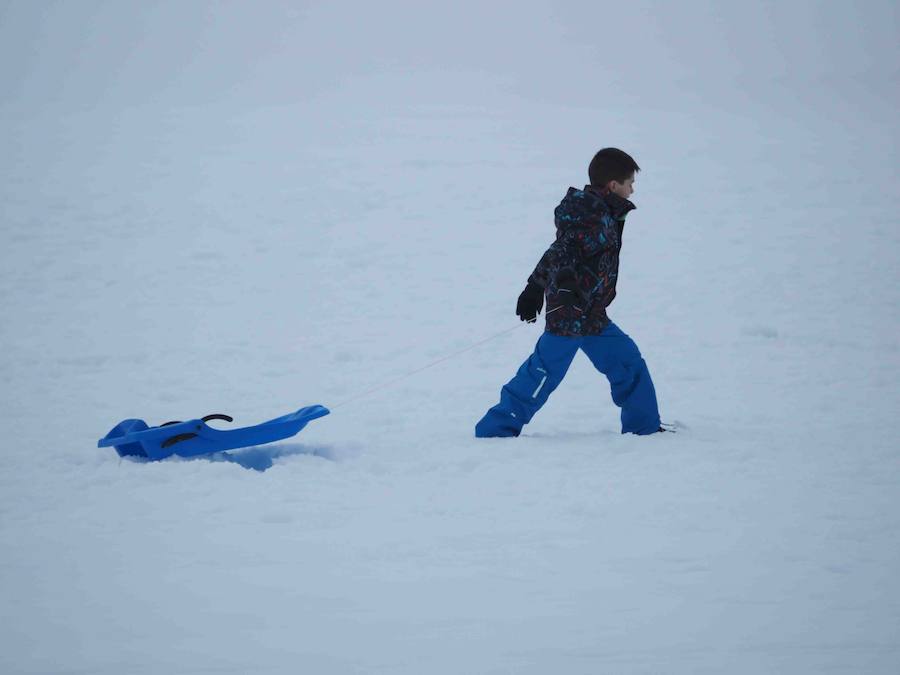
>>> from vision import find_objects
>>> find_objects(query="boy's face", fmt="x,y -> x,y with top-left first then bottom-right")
608,173 -> 635,199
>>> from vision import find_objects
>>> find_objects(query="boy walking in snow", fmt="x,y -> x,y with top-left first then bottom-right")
475,148 -> 663,437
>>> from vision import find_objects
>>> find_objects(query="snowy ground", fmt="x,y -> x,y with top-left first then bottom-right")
1,2 -> 899,673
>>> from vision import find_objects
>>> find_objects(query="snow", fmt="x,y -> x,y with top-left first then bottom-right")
1,1 -> 899,673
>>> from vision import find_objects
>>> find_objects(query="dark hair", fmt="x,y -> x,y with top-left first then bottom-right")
588,148 -> 640,186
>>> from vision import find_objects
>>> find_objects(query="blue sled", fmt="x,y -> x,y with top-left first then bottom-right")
98,405 -> 330,461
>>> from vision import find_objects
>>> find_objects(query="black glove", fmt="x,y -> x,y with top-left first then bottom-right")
516,281 -> 544,323
555,269 -> 582,310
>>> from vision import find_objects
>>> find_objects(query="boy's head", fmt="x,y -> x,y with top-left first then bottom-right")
588,148 -> 639,199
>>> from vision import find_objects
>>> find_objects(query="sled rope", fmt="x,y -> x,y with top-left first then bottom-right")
332,307 -> 562,410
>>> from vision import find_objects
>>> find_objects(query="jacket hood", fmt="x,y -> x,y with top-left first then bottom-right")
555,186 -> 636,231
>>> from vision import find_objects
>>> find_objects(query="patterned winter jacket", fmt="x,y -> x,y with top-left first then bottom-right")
528,185 -> 636,336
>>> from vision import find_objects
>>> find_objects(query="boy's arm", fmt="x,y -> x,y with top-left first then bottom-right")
515,234 -> 581,322
526,233 -> 577,289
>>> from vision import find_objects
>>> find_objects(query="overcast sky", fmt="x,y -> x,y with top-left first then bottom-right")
1,1 -> 897,112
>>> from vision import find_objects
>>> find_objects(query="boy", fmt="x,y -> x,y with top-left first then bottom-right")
475,148 -> 663,437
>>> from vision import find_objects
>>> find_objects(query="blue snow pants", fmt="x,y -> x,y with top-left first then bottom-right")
475,322 -> 661,437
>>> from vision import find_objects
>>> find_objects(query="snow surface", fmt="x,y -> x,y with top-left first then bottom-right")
1,1 -> 899,673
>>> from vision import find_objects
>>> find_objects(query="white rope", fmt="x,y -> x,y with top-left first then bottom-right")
331,306 -> 562,410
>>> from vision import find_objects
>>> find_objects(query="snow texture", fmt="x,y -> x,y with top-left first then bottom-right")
1,1 -> 898,673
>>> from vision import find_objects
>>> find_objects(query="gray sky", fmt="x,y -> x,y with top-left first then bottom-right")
1,0 -> 897,110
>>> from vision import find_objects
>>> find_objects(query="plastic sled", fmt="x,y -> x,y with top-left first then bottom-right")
99,405 -> 330,461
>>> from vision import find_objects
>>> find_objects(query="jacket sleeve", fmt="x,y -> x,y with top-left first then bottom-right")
528,226 -> 612,288
527,231 -> 578,289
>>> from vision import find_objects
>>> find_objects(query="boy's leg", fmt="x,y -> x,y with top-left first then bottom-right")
580,322 -> 661,435
475,332 -> 580,437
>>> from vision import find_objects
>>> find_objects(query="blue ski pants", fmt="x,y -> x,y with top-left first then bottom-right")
475,322 -> 661,437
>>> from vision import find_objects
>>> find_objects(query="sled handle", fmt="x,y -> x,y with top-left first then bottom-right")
202,414 -> 233,423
